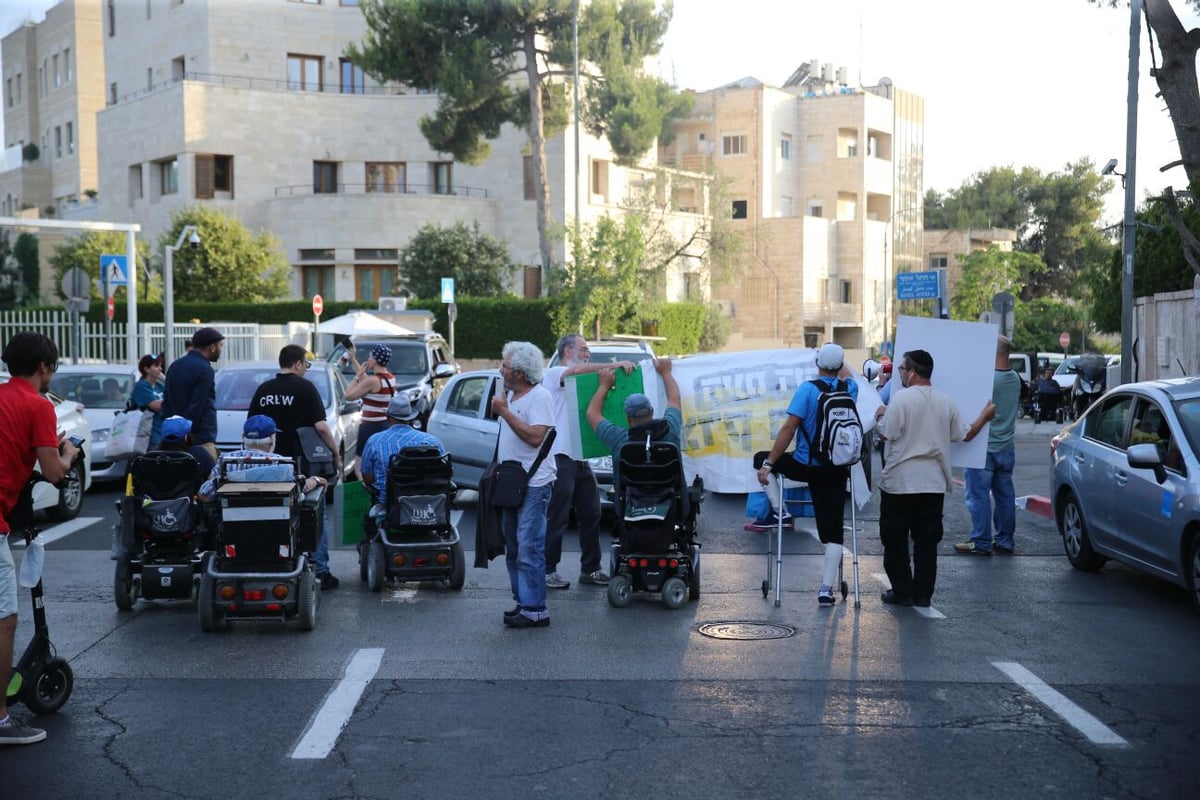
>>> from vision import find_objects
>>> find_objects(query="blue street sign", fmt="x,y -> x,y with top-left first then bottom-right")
895,270 -> 940,300
440,277 -> 455,304
100,254 -> 128,288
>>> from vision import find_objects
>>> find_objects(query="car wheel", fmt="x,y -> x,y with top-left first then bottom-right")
1059,492 -> 1105,572
1188,534 -> 1200,613
46,461 -> 84,522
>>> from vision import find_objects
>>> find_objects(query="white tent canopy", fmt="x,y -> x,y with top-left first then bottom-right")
316,310 -> 415,337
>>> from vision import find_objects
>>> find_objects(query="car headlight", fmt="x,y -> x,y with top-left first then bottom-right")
404,387 -> 423,401
93,428 -> 109,444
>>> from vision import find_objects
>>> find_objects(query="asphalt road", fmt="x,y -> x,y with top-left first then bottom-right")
5,418 -> 1199,799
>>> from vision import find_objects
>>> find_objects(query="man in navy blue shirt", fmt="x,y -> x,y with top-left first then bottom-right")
162,327 -> 224,463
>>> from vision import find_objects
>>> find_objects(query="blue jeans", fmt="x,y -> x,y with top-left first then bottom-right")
314,503 -> 330,575
502,482 -> 552,617
964,448 -> 1016,551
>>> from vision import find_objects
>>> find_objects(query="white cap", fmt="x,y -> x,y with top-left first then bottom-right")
816,343 -> 844,370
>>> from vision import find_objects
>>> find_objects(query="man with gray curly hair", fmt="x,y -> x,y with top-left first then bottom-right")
492,341 -> 556,628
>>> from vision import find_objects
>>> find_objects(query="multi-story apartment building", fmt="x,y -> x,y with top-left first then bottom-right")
27,0 -> 708,308
923,226 -> 1017,309
663,62 -> 924,352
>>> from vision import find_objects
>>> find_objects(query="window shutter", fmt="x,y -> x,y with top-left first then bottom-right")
195,154 -> 214,199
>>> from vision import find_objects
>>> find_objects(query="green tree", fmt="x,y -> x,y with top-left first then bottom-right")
950,246 -> 1044,321
1013,297 -> 1091,353
347,0 -> 690,271
159,206 -> 290,303
49,231 -> 154,304
398,221 -> 514,299
552,214 -> 648,338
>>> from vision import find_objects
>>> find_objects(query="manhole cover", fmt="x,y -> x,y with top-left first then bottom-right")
696,621 -> 796,640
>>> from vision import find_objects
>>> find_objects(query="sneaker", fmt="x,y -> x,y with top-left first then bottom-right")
880,589 -> 914,606
504,613 -> 550,629
579,570 -> 610,586
318,573 -> 341,589
817,590 -> 836,606
503,605 -> 522,619
0,716 -> 47,746
993,544 -> 1015,555
744,512 -> 794,532
545,572 -> 571,589
953,541 -> 992,556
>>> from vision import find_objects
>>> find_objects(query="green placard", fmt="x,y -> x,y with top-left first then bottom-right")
339,480 -> 373,545
571,366 -> 647,459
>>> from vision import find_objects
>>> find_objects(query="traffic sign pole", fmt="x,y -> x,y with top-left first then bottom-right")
312,294 -> 323,355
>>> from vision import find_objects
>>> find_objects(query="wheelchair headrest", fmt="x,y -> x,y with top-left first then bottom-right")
628,418 -> 670,443
132,451 -> 200,500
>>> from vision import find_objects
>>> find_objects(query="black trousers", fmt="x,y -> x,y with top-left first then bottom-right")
879,491 -> 944,601
758,452 -> 848,545
545,454 -> 603,574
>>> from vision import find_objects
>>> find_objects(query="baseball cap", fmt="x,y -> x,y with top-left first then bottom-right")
161,415 -> 192,443
371,345 -> 392,366
623,393 -> 654,419
386,395 -> 420,421
192,327 -> 225,348
243,415 -> 277,440
816,343 -> 844,371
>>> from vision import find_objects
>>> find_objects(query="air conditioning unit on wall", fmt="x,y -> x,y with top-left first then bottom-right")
714,299 -> 735,318
378,296 -> 407,312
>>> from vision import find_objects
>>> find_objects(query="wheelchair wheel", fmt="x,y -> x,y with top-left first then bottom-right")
662,577 -> 687,610
22,658 -> 73,716
447,541 -> 465,590
357,540 -> 368,583
607,574 -> 632,608
688,546 -> 701,601
297,569 -> 318,632
366,540 -> 386,592
113,561 -> 137,611
198,573 -> 225,632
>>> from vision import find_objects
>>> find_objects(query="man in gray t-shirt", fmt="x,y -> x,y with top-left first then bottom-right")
956,335 -> 1023,556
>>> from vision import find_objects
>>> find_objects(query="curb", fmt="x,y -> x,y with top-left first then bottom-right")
1016,495 -> 1053,519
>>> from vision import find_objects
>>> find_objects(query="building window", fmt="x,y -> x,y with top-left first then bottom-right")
300,248 -> 336,261
110,82 -> 118,104
722,135 -> 747,156
38,64 -> 45,97
54,127 -> 62,158
340,0 -> 360,5
313,161 -> 338,193
838,127 -> 858,158
302,266 -> 335,299
356,265 -> 397,302
431,161 -> 452,195
930,254 -> 948,270
5,79 -> 11,108
14,73 -> 20,104
195,154 -> 233,198
523,155 -> 535,201
731,199 -> 747,219
107,0 -> 116,36
53,54 -> 60,88
590,158 -> 609,203
840,280 -> 853,304
780,196 -> 792,216
157,157 -> 179,195
340,59 -> 365,94
744,276 -> 770,306
172,56 -> 185,81
780,134 -> 791,161
64,48 -> 71,83
66,122 -> 73,155
354,249 -> 397,260
146,67 -> 153,90
129,164 -> 143,204
288,54 -> 323,91
365,162 -> 405,193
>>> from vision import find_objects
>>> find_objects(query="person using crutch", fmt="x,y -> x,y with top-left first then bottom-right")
755,344 -> 857,606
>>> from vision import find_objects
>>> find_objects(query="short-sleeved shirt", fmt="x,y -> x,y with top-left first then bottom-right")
878,384 -> 968,494
248,373 -> 326,461
132,378 -> 165,447
198,449 -> 297,501
497,385 -> 556,488
988,369 -> 1022,451
541,365 -> 573,458
786,376 -> 860,465
596,406 -> 683,492
0,380 -> 59,535
360,424 -> 446,508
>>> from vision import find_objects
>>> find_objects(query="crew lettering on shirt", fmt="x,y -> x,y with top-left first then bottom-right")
254,395 -> 295,407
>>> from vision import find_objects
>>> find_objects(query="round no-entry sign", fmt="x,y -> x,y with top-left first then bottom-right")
312,294 -> 323,316
1059,331 -> 1070,350
106,295 -> 114,321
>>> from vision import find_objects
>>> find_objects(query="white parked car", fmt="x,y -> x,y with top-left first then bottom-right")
0,372 -> 94,521
50,363 -> 140,483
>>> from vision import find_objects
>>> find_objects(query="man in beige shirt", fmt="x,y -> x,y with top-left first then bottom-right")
874,349 -> 994,608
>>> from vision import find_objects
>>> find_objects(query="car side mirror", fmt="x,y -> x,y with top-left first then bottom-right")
340,399 -> 362,415
1126,443 -> 1167,484
434,363 -> 456,379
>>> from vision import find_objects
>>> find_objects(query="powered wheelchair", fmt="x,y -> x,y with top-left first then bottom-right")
606,423 -> 704,610
197,455 -> 324,632
113,451 -> 206,610
360,446 -> 464,591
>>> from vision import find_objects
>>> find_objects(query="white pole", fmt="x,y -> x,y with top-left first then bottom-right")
164,244 -> 175,363
126,229 -> 138,364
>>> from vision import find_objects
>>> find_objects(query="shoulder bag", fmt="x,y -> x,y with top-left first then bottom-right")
486,428 -> 556,509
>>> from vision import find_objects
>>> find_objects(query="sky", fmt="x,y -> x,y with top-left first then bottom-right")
2,0 -> 1197,224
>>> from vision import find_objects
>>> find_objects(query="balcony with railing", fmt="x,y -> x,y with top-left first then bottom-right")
273,183 -> 489,199
802,303 -> 863,325
108,70 -> 425,107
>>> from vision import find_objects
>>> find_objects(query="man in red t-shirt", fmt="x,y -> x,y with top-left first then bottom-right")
0,332 -> 79,746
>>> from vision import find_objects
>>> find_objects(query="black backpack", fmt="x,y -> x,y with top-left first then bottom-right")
804,379 -> 863,467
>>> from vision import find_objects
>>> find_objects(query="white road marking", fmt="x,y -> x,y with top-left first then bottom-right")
290,648 -> 385,760
992,661 -> 1128,746
873,572 -> 945,617
11,517 -> 102,547
383,587 -> 418,603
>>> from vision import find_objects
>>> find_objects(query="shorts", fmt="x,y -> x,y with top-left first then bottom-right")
0,535 -> 17,619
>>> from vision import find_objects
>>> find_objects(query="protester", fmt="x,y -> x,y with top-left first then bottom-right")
874,349 -> 994,607
162,327 -> 224,462
542,334 -> 634,590
492,341 -> 556,629
345,344 -> 395,457
753,343 -> 858,606
132,353 -> 166,449
198,415 -> 328,501
156,415 -> 217,485
248,344 -> 341,589
359,396 -> 444,512
586,358 -> 682,495
0,332 -> 79,746
956,336 -> 1022,556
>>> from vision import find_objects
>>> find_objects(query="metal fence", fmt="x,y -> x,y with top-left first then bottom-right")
0,311 -> 308,366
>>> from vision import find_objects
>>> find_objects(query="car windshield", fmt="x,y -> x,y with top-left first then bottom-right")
356,342 -> 428,377
50,372 -> 134,409
214,368 -> 330,411
1174,397 -> 1200,455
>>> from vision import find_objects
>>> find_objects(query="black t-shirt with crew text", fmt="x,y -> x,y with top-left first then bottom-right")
248,373 -> 326,460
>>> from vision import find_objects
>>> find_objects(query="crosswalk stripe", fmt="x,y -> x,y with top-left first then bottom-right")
10,516 -> 102,547
291,648 -> 385,759
993,661 -> 1128,746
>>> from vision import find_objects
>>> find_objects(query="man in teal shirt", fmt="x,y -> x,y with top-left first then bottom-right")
586,358 -> 682,495
956,335 -> 1023,555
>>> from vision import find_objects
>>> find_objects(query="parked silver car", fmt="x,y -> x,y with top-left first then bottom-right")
50,363 -> 140,483
1051,377 -> 1200,609
213,361 -> 361,480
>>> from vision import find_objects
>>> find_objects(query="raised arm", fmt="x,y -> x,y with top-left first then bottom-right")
655,358 -> 681,410
586,368 -> 617,431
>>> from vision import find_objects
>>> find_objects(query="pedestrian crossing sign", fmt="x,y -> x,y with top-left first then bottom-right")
101,255 -> 128,289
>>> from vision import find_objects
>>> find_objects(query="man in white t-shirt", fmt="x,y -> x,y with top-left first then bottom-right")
874,349 -> 994,608
492,341 -> 557,629
541,334 -> 634,589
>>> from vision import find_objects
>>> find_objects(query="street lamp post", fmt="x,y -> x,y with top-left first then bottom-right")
163,225 -> 199,363
1118,0 -> 1142,386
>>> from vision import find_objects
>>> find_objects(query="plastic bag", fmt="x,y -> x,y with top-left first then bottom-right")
18,538 -> 44,588
107,409 -> 153,461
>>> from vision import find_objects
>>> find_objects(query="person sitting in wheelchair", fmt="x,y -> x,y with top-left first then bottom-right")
358,395 -> 444,523
198,415 -> 328,501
